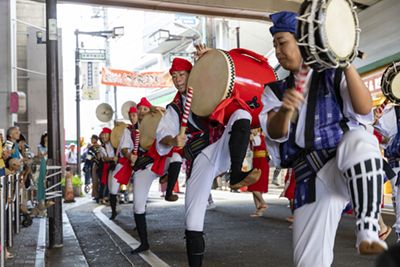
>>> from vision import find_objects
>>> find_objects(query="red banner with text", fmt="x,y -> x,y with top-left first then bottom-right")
101,67 -> 173,88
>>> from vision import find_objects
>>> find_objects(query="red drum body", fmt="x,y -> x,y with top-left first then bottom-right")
188,49 -> 277,128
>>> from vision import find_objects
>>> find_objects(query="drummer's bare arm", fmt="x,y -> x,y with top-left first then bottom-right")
150,106 -> 166,117
160,135 -> 186,149
121,148 -> 137,163
192,43 -> 212,59
121,148 -> 132,160
267,89 -> 304,139
102,155 -> 115,162
344,64 -> 372,115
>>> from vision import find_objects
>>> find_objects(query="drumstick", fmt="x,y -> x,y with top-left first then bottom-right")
115,143 -> 120,164
286,62 -> 308,122
378,99 -> 388,114
357,50 -> 367,60
133,130 -> 140,155
131,130 -> 139,167
180,87 -> 194,136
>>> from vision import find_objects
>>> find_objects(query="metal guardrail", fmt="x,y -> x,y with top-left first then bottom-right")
7,175 -> 13,248
0,165 -> 63,266
0,173 -> 24,266
46,166 -> 62,200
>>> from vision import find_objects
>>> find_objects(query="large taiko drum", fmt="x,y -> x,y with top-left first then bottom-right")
188,49 -> 278,128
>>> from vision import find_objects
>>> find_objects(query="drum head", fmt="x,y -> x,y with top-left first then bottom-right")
391,73 -> 400,99
188,49 -> 232,117
381,60 -> 400,104
297,0 -> 359,70
139,110 -> 163,150
111,122 -> 127,148
324,0 -> 356,59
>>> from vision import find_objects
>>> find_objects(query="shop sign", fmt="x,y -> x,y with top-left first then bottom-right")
362,72 -> 383,95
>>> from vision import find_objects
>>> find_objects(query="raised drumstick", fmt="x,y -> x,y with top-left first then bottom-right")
286,62 -> 308,122
180,87 -> 193,135
378,99 -> 388,114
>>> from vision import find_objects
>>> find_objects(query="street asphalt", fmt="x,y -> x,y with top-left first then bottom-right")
65,178 -> 399,267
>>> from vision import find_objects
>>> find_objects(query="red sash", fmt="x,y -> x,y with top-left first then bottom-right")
149,140 -> 183,176
209,89 -> 252,126
101,162 -> 109,185
114,157 -> 132,185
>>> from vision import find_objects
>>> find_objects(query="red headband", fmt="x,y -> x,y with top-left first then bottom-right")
102,127 -> 112,134
169,58 -> 193,75
137,97 -> 151,108
129,106 -> 137,114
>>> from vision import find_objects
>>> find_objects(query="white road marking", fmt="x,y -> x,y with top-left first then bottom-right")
93,205 -> 169,267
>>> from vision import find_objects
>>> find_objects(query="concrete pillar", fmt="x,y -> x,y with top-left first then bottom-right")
0,0 -> 15,131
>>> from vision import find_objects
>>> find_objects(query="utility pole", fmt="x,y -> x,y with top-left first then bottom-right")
236,27 -> 240,48
206,18 -> 216,49
46,0 -> 63,248
114,86 -> 118,121
74,30 -> 82,180
103,8 -> 112,107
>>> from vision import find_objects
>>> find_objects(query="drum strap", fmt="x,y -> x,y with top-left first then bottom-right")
168,99 -> 209,162
132,155 -> 154,172
183,115 -> 209,161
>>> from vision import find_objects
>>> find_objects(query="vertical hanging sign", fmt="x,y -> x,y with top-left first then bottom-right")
81,61 -> 100,100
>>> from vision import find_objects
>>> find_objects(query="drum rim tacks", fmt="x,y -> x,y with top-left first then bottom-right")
296,0 -> 360,72
381,60 -> 400,104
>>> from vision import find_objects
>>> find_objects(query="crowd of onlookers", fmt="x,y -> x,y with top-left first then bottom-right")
0,126 -> 49,259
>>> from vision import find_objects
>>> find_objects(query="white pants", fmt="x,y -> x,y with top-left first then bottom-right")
293,129 -> 385,267
185,109 -> 252,231
133,152 -> 182,214
392,167 -> 400,233
110,163 -> 123,195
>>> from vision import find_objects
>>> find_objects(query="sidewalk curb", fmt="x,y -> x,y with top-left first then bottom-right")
34,217 -> 46,267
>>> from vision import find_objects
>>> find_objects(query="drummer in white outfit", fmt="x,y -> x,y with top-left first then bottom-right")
260,11 -> 387,267
108,124 -> 136,220
374,105 -> 400,243
156,55 -> 260,267
99,128 -> 116,205
129,97 -> 180,254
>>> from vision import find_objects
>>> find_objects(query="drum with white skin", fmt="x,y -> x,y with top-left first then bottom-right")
381,60 -> 400,104
296,0 -> 360,71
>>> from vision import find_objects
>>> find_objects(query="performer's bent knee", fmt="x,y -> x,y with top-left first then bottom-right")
337,129 -> 381,170
229,109 -> 252,122
170,152 -> 182,162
